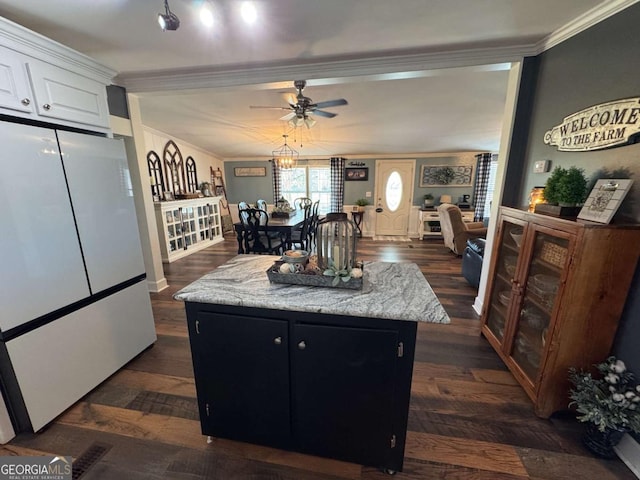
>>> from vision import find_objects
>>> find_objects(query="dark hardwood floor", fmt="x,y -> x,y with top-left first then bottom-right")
2,235 -> 635,479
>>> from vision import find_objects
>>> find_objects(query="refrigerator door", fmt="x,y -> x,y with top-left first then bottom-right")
0,122 -> 90,332
58,131 -> 145,293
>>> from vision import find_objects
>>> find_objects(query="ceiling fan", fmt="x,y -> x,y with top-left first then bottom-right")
250,80 -> 348,128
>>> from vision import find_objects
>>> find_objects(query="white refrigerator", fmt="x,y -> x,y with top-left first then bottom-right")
0,121 -> 156,436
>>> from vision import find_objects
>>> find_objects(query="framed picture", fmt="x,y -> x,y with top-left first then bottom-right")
577,179 -> 633,224
163,191 -> 174,201
345,167 -> 368,181
420,165 -> 473,187
234,167 -> 266,177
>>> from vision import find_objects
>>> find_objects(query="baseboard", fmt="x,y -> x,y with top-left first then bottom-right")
147,277 -> 169,293
473,296 -> 483,316
614,434 -> 640,479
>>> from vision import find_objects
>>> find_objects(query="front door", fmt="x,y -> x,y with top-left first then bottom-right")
374,160 -> 415,236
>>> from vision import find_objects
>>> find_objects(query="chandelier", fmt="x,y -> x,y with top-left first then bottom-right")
272,134 -> 298,169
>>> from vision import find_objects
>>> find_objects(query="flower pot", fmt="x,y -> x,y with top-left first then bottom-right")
582,423 -> 625,459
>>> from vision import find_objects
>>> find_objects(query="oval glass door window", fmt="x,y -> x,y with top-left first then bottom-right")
386,171 -> 403,212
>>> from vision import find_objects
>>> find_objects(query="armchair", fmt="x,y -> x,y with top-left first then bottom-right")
437,203 -> 487,255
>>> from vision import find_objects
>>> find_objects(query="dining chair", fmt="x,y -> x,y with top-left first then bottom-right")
256,199 -> 267,212
238,201 -> 250,225
290,203 -> 312,251
294,197 -> 312,210
306,200 -> 320,252
239,208 -> 285,255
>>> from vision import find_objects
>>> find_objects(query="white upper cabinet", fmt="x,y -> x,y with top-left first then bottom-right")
0,44 -> 34,114
0,16 -> 115,132
26,60 -> 110,129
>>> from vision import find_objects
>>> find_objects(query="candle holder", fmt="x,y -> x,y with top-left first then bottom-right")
316,213 -> 357,271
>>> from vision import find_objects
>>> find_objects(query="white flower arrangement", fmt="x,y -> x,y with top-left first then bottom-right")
569,356 -> 640,433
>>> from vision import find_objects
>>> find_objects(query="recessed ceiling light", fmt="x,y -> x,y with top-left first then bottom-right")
240,1 -> 257,25
200,4 -> 214,28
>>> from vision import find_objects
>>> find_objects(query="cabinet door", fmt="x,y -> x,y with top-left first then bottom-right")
0,46 -> 34,114
483,216 -> 528,344
507,224 -> 573,385
293,323 -> 398,466
26,60 -> 109,128
191,312 -> 291,448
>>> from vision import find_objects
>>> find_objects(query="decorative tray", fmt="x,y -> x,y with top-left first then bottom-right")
266,260 -> 363,290
271,211 -> 296,219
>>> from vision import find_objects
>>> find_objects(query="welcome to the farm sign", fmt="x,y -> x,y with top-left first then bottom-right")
544,97 -> 640,152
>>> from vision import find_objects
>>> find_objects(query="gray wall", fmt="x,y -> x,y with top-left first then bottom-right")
224,161 -> 274,203
511,3 -> 640,373
224,155 -> 477,207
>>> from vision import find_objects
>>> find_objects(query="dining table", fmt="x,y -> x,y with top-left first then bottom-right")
234,210 -> 306,254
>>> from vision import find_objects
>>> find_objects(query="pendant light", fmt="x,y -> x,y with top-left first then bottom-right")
272,134 -> 298,169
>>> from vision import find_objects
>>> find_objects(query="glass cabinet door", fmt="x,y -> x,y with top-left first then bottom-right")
484,218 -> 526,343
509,228 -> 570,382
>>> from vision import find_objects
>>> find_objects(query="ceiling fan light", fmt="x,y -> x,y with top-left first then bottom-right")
304,117 -> 316,129
158,0 -> 180,31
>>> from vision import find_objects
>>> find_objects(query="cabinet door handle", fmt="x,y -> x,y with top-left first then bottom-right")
297,341 -> 306,350
43,103 -> 51,111
274,336 -> 282,345
21,98 -> 31,106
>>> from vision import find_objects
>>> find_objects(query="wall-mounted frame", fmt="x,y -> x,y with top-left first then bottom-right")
345,167 -> 368,181
234,167 -> 266,177
420,165 -> 473,187
577,179 -> 633,224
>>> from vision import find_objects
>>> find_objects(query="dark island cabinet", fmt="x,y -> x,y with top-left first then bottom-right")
185,302 -> 417,473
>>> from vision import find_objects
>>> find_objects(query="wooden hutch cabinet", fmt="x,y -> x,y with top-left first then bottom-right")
481,207 -> 640,417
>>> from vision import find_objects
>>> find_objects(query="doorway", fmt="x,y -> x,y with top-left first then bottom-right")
374,160 -> 415,237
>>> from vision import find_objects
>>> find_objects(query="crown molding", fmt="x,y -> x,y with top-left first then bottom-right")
536,0 -> 640,53
0,16 -> 116,83
118,44 -> 534,93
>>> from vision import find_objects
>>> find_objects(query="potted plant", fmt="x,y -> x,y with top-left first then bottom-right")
354,198 -> 369,212
537,166 -> 588,217
569,356 -> 640,458
423,193 -> 434,207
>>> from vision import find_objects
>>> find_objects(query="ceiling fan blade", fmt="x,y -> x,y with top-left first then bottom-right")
283,93 -> 298,107
249,105 -> 291,110
279,112 -> 297,121
313,110 -> 337,118
313,98 -> 348,109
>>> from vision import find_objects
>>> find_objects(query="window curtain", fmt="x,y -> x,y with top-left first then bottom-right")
330,157 -> 346,212
473,153 -> 494,222
271,160 -> 281,203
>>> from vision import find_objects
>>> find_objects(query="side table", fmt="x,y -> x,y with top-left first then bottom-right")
351,211 -> 363,237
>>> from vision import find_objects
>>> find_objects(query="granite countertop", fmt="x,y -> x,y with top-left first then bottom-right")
174,255 -> 450,324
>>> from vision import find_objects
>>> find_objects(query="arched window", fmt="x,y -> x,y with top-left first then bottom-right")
185,156 -> 198,193
163,140 -> 185,196
147,150 -> 164,200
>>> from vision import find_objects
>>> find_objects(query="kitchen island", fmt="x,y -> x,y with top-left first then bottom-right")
174,255 -> 450,473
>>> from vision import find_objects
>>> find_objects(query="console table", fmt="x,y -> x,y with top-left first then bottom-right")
351,211 -> 364,237
419,207 -> 475,238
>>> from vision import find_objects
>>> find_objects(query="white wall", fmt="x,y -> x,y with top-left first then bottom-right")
143,126 -> 224,190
